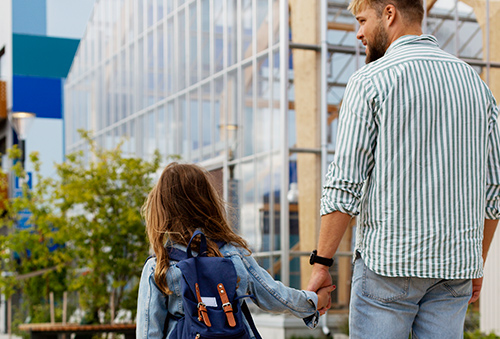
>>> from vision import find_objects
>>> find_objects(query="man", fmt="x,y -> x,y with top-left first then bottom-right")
307,0 -> 500,337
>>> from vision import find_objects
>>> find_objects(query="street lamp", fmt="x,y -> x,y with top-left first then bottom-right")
9,111 -> 36,169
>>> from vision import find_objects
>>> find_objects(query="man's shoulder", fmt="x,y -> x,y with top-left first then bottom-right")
354,44 -> 470,83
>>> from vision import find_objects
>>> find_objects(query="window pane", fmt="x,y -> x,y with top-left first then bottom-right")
242,63 -> 253,156
214,0 -> 224,73
190,91 -> 200,161
137,0 -> 144,34
237,161 -> 258,248
147,32 -> 155,106
202,83 -> 212,159
272,51 -> 280,150
167,18 -> 174,94
201,0 -> 211,79
179,95 -> 188,158
137,38 -> 145,109
256,0 -> 269,53
147,110 -> 155,160
227,70 -> 238,158
256,56 -> 271,153
147,0 -> 154,27
242,0 -> 253,60
158,105 -> 166,157
178,9 -> 186,90
228,0 -> 237,65
167,101 -> 175,156
214,77 -> 223,155
189,2 -> 198,85
158,25 -> 165,100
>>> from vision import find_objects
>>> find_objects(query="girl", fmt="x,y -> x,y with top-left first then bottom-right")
137,163 -> 334,338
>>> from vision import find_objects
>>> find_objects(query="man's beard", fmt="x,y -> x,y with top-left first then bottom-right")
366,21 -> 388,63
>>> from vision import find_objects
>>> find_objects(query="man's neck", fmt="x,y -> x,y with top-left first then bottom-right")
387,25 -> 424,48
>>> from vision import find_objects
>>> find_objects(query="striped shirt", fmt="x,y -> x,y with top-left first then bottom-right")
321,35 -> 500,279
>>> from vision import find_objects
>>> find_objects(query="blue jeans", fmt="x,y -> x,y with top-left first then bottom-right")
350,256 -> 472,339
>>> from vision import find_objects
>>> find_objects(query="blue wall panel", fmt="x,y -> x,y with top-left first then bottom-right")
13,34 -> 80,78
12,0 -> 47,35
12,75 -> 62,119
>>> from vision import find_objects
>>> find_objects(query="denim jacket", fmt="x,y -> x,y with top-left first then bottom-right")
136,243 -> 320,338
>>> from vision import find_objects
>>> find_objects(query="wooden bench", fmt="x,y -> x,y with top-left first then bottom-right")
18,323 -> 136,339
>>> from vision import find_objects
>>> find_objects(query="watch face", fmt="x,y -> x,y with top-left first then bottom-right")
309,251 -> 315,265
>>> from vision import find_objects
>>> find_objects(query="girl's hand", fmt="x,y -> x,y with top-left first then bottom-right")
316,284 -> 336,313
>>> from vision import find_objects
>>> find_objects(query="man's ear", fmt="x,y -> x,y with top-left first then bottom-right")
384,4 -> 396,27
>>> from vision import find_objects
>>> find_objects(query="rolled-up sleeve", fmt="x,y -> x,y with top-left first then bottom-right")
321,75 -> 378,216
486,103 -> 500,220
136,257 -> 168,339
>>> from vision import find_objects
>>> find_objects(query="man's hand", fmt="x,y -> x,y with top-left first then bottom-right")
469,219 -> 498,304
307,264 -> 334,314
307,264 -> 333,292
469,277 -> 483,304
306,211 -> 352,313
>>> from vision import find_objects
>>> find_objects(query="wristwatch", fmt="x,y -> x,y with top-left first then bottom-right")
309,250 -> 334,267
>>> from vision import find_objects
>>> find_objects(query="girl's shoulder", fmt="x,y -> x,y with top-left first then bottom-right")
163,241 -> 250,261
144,255 -> 157,268
220,243 -> 251,257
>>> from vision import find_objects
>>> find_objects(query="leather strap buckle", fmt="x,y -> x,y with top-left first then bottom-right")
217,283 -> 236,327
195,283 -> 212,327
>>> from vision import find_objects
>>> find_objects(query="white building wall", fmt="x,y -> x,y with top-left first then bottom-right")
25,118 -> 64,182
481,230 -> 500,335
46,0 -> 95,39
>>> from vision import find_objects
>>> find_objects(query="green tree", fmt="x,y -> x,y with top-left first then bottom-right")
0,147 -> 71,323
0,130 -> 162,324
54,130 -> 161,322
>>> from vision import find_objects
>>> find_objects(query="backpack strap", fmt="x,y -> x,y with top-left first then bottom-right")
166,237 -> 227,262
241,301 -> 262,339
167,246 -> 188,262
186,230 -> 207,258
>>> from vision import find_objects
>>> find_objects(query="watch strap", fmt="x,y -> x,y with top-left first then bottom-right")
310,250 -> 334,267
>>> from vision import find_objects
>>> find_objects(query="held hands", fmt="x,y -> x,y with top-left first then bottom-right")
307,264 -> 333,292
316,284 -> 336,314
307,264 -> 335,315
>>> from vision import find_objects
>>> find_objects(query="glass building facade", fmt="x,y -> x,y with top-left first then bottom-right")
65,0 -> 499,320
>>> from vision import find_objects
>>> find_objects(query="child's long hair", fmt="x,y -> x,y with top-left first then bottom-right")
142,162 -> 251,295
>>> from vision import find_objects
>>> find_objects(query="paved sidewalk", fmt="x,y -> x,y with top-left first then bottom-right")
0,334 -> 22,339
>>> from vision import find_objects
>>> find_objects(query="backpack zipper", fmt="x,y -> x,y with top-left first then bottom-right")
195,334 -> 201,339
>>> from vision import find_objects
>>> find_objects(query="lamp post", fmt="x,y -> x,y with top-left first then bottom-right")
9,111 -> 36,169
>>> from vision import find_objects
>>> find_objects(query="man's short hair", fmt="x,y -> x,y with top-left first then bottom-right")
348,0 -> 424,24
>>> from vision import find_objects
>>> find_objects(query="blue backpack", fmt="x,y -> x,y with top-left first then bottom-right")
166,230 -> 262,339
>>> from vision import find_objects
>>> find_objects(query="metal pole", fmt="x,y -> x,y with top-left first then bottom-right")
63,291 -> 67,324
486,0 -> 490,86
320,0 -> 332,334
280,0 -> 290,286
454,0 -> 459,57
110,290 -> 115,324
7,296 -> 11,339
50,292 -> 55,324
320,0 -> 328,202
19,139 -> 25,170
422,0 -> 427,33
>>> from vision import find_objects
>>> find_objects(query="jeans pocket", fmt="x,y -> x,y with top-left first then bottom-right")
443,279 -> 472,298
362,264 -> 410,302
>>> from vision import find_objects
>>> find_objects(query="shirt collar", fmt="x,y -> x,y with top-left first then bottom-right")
385,34 -> 439,55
